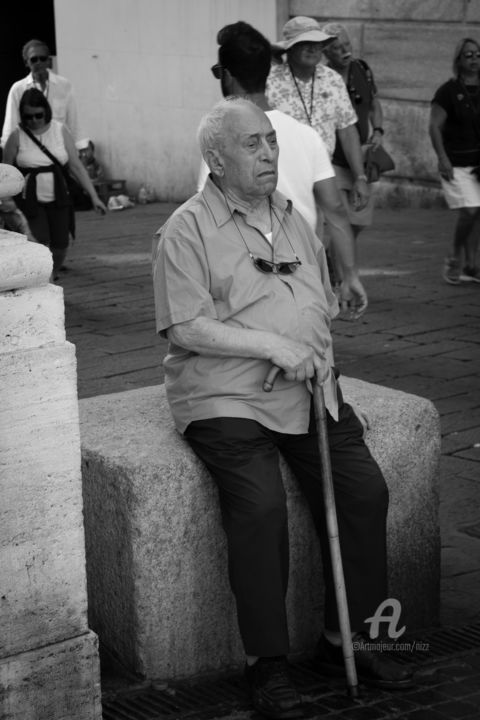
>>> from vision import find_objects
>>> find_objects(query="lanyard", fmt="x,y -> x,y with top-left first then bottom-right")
288,64 -> 315,125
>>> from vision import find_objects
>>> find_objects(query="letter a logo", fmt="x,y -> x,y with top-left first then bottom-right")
364,598 -> 406,639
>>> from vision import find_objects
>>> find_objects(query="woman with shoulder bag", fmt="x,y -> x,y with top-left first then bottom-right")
430,38 -> 480,284
3,87 -> 107,279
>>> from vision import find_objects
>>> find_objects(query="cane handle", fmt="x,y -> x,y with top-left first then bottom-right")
263,365 -> 282,392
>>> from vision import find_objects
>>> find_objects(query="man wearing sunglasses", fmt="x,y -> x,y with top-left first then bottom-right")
1,39 -> 85,150
153,94 -> 412,719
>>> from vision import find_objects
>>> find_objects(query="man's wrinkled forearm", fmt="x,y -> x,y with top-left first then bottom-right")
167,316 -> 277,360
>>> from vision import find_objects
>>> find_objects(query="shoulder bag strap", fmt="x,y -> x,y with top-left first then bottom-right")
20,123 -> 65,170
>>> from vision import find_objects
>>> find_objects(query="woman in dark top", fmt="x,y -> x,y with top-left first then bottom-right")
430,38 -> 480,284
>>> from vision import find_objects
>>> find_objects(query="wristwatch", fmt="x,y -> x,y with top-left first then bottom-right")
356,174 -> 368,182
373,126 -> 384,135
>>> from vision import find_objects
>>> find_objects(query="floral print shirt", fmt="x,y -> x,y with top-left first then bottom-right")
266,62 -> 357,157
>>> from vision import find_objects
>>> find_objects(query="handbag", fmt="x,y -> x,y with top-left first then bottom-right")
364,144 -> 395,183
20,124 -> 92,211
64,172 -> 92,210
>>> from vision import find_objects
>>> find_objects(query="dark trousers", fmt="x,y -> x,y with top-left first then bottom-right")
184,398 -> 389,657
29,202 -> 70,250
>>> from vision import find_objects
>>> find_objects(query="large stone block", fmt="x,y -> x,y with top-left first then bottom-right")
381,100 -> 437,180
0,631 -> 101,720
0,233 -> 51,291
374,177 -> 444,209
0,285 -> 65,352
80,379 -> 440,680
362,24 -> 472,102
0,164 -> 24,199
0,343 -> 88,658
292,0 -> 464,21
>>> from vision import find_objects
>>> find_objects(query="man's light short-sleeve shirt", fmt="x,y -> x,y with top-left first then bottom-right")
266,62 -> 357,156
152,179 -> 339,434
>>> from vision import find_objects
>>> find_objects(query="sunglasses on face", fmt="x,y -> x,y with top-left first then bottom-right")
249,254 -> 302,275
29,55 -> 49,63
23,112 -> 45,121
211,63 -> 224,79
463,51 -> 480,59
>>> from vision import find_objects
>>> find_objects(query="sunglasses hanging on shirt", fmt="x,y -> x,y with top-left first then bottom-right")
221,190 -> 302,275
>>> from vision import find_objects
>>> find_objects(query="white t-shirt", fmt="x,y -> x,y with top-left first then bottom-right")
197,108 -> 334,230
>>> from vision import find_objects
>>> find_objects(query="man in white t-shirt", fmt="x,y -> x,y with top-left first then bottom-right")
200,22 -> 367,312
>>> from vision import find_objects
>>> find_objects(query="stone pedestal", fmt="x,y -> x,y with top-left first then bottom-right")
80,380 -> 440,681
0,225 -> 101,719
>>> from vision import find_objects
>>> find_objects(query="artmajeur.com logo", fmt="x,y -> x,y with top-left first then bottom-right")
364,598 -> 406,639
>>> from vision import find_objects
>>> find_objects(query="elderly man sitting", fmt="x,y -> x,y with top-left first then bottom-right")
152,98 -> 412,720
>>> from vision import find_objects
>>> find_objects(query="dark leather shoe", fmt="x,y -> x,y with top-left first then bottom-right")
315,633 -> 414,690
245,656 -> 304,719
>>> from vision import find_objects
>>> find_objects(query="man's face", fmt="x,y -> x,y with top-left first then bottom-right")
216,104 -> 279,202
26,44 -> 50,76
324,33 -> 352,70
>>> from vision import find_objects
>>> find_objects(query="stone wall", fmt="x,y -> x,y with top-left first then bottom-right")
53,0 -> 278,202
0,198 -> 101,718
290,0 -> 480,206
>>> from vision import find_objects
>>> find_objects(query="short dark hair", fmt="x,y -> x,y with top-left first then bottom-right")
19,88 -> 52,124
217,21 -> 272,93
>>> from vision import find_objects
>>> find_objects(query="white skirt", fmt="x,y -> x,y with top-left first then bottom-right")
441,166 -> 480,209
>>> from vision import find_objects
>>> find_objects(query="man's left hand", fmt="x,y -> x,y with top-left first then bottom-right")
338,274 -> 368,320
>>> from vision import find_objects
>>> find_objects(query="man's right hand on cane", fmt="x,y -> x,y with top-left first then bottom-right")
267,336 -> 326,383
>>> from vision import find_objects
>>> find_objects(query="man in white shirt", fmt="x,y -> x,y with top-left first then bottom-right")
200,21 -> 368,315
1,39 -> 86,149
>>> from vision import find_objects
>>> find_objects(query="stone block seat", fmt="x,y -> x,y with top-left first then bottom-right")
79,378 -> 441,682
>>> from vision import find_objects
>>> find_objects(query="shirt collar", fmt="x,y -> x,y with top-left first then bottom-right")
201,175 -> 292,228
26,69 -> 54,85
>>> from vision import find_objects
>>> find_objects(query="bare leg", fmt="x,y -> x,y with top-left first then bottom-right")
464,208 -> 480,268
331,224 -> 362,285
453,207 -> 477,264
51,248 -> 68,279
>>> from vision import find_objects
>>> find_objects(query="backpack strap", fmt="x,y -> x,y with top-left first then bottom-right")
355,58 -> 375,93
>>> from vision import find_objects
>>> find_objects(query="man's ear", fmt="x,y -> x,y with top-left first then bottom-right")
222,67 -> 234,92
205,149 -> 224,177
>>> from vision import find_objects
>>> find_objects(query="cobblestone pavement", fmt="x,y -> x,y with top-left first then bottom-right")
61,203 -> 480,718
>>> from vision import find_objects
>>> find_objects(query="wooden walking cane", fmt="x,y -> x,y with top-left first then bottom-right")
263,365 -> 359,698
